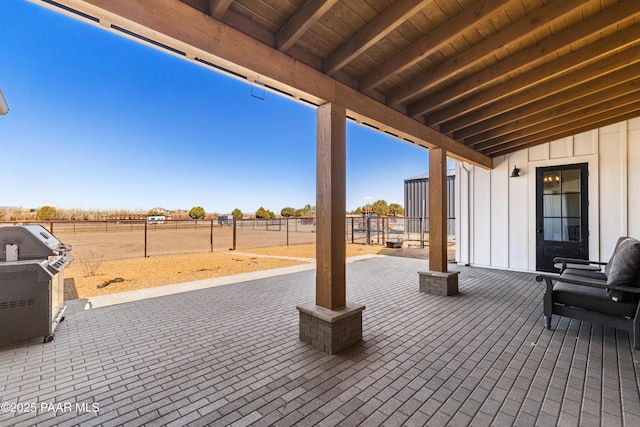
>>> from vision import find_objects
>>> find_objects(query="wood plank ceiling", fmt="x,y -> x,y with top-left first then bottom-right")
40,0 -> 640,164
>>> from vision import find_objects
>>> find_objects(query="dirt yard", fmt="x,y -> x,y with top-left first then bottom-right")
64,244 -> 382,300
53,223 -> 319,261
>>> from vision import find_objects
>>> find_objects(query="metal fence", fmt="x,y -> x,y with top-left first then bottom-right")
0,216 -> 455,261
345,216 -> 456,247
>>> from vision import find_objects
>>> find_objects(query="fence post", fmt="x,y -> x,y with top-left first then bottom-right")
232,218 -> 237,250
420,217 -> 424,249
50,221 -> 54,234
351,217 -> 354,244
210,219 -> 214,252
144,221 -> 148,257
286,217 -> 289,246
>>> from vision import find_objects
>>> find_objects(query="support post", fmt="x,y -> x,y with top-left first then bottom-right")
420,148 -> 458,295
429,148 -> 448,273
315,102 -> 346,310
297,102 -> 364,354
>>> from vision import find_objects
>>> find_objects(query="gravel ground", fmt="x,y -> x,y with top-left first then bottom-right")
65,244 -> 381,299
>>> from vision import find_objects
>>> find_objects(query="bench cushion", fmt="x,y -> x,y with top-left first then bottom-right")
604,236 -> 632,278
606,237 -> 640,300
563,269 -> 606,281
553,281 -> 637,318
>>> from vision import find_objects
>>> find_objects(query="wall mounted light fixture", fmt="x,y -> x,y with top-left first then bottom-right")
510,165 -> 520,177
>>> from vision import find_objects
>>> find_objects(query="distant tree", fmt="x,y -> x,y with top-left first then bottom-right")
148,209 -> 163,216
301,204 -> 316,217
389,203 -> 404,216
294,208 -> 305,217
371,200 -> 389,216
35,206 -> 59,220
231,208 -> 243,220
354,206 -> 362,214
255,206 -> 268,219
189,206 -> 206,220
281,207 -> 295,217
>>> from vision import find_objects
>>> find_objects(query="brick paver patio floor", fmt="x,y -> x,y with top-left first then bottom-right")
1,256 -> 639,426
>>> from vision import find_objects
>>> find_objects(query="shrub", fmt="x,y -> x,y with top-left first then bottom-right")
79,251 -> 103,277
35,206 -> 59,220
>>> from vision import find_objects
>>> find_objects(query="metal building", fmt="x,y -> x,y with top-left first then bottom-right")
404,170 -> 456,234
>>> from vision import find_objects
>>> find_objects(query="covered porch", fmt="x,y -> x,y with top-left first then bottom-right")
4,1 -> 639,425
1,255 -> 639,426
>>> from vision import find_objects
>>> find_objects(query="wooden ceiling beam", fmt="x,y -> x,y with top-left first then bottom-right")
357,0 -> 511,91
410,1 -> 640,118
323,0 -> 426,75
425,23 -> 640,128
463,74 -> 640,146
455,63 -> 640,141
483,101 -> 640,157
276,0 -> 337,52
472,90 -> 640,151
208,0 -> 231,19
46,0 -> 493,168
487,109 -> 640,158
386,0 -> 586,106
437,45 -> 640,134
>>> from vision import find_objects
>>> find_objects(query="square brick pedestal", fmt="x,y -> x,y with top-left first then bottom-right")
297,302 -> 365,354
419,271 -> 459,296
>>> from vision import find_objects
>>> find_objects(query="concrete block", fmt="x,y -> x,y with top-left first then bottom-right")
297,302 -> 365,354
418,271 -> 459,296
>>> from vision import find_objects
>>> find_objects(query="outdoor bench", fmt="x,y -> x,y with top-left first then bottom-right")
535,237 -> 640,349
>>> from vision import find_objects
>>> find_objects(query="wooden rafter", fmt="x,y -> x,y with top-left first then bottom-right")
462,70 -> 640,145
425,19 -> 640,128
208,0 -> 231,19
439,45 -> 640,134
358,0 -> 511,91
410,1 -> 640,119
386,0 -> 586,106
323,0 -> 426,75
276,0 -> 337,52
474,90 -> 640,152
487,107 -> 640,157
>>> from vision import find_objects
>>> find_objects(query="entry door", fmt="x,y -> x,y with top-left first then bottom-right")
536,163 -> 589,272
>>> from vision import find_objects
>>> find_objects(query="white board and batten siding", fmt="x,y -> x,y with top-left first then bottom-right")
456,117 -> 640,272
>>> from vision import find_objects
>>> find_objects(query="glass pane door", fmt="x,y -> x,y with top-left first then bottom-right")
542,169 -> 582,242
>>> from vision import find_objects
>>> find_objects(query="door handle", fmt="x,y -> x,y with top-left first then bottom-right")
537,226 -> 543,234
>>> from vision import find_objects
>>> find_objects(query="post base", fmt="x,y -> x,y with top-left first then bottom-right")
418,270 -> 459,296
297,302 -> 365,354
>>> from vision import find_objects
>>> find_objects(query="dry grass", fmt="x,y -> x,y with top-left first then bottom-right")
65,244 -> 381,299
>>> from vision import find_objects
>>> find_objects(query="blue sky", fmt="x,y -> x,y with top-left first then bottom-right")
0,0 -> 430,214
